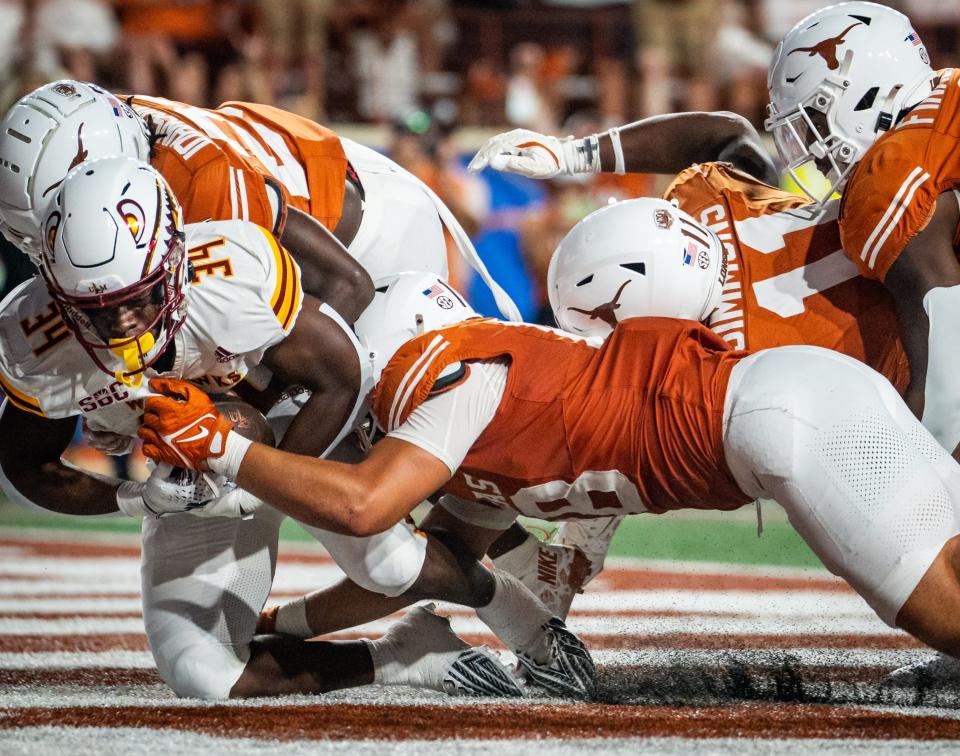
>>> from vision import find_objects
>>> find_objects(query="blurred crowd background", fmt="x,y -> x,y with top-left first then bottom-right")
0,0 -> 957,477
1,0 -> 959,319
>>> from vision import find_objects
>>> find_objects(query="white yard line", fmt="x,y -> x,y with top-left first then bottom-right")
1,729 -> 959,755
0,612 -> 898,637
0,590 -> 874,617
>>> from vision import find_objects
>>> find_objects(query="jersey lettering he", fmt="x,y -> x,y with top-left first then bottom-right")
701,202 -> 745,349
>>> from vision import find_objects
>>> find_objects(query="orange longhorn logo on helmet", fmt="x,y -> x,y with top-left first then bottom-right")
787,22 -> 863,70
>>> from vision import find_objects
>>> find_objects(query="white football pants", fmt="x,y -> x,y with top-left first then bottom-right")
341,138 -> 448,282
723,346 -> 960,626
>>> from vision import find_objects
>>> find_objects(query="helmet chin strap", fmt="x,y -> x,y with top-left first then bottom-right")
110,331 -> 156,388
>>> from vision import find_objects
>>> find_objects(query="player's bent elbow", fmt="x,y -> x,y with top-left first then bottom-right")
342,265 -> 374,317
340,495 -> 395,538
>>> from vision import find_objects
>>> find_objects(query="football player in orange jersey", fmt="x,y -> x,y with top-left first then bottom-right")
765,3 -> 960,460
468,105 -> 915,616
136,203 -> 960,676
0,81 -> 374,324
0,80 -> 519,323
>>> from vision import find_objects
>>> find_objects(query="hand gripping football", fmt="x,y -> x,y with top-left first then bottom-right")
139,378 -> 272,470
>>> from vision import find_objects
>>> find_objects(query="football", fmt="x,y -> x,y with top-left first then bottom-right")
210,394 -> 276,447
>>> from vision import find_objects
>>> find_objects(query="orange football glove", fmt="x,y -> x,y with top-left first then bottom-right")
138,378 -> 235,470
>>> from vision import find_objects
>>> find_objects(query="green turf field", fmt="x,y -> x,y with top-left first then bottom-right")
0,499 -> 823,568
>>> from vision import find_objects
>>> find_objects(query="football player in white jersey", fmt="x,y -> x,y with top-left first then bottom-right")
0,156 -> 559,699
0,80 -> 519,323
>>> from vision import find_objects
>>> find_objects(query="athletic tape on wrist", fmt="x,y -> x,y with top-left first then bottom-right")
570,134 -> 601,174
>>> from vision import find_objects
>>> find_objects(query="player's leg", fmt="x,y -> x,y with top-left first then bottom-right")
723,346 -> 960,644
267,500 -> 596,697
422,495 -> 596,697
140,505 -> 286,699
486,517 -> 619,619
236,602 -> 521,698
896,534 -> 960,653
261,511 -> 506,636
143,506 -> 519,698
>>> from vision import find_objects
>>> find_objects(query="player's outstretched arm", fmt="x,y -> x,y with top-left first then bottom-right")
139,380 -> 450,535
469,112 -> 778,185
0,403 -> 120,515
884,191 -> 960,457
279,208 -> 374,323
236,437 -> 449,536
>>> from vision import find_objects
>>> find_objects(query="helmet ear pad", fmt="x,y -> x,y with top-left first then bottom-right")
548,198 -> 726,338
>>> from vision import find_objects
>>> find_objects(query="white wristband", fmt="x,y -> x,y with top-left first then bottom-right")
207,430 -> 254,480
607,126 -> 626,175
116,480 -> 153,518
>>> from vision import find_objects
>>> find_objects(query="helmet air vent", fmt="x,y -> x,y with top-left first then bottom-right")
854,87 -> 879,111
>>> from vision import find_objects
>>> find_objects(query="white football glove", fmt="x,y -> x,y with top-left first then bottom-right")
467,128 -> 600,179
83,419 -> 136,456
196,485 -> 263,519
115,463 -> 263,519
116,463 -> 219,518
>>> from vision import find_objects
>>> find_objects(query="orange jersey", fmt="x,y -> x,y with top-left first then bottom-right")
129,96 -> 347,234
373,318 -> 751,520
665,162 -> 909,395
839,69 -> 960,282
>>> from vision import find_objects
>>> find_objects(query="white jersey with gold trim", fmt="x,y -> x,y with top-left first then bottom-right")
0,219 -> 304,437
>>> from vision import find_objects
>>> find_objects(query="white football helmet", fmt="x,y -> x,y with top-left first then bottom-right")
40,156 -> 186,386
766,2 -> 934,202
548,198 -> 726,337
0,80 -> 150,261
354,272 -> 478,382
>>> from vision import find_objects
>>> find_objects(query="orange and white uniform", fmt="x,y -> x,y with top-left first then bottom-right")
836,69 -> 960,451
665,162 -> 910,395
373,315 -> 960,627
130,96 -> 347,235
129,96 -> 520,314
838,69 -> 960,282
375,317 -> 750,520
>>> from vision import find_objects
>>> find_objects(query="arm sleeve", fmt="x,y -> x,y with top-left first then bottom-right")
839,139 -> 939,282
387,360 -> 509,475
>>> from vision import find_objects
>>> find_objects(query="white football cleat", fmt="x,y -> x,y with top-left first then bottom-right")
373,604 -> 524,698
886,652 -> 960,690
516,617 -> 596,699
492,536 -> 591,619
